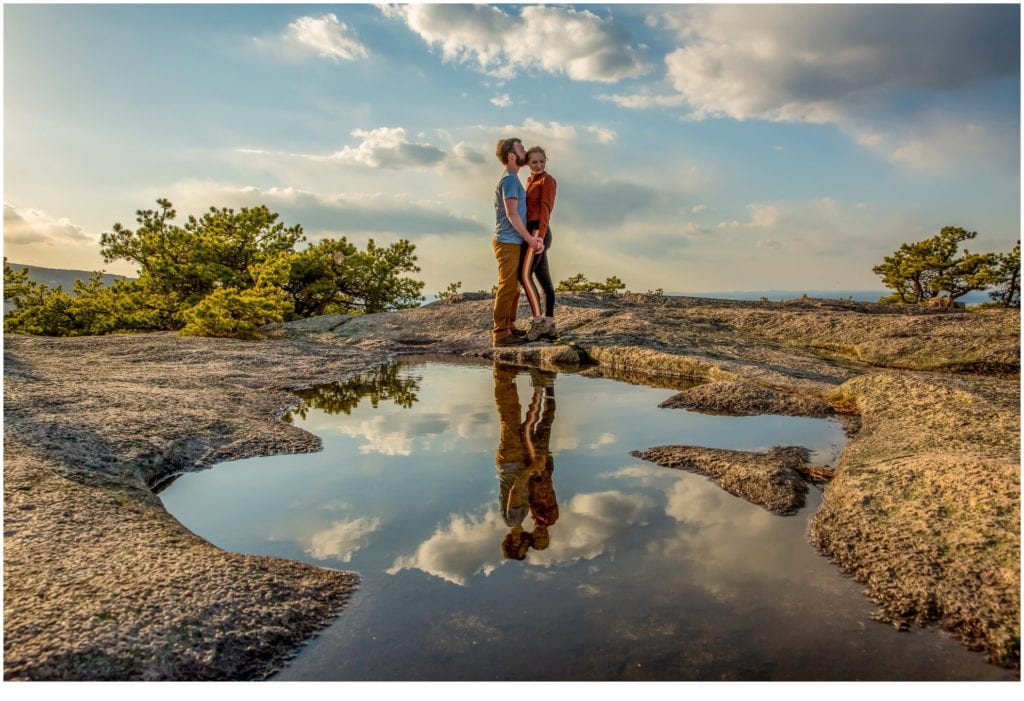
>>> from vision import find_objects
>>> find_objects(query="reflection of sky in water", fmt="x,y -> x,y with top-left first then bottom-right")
159,360 -> 1014,682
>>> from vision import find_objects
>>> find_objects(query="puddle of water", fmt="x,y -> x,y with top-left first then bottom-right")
158,358 -> 1016,681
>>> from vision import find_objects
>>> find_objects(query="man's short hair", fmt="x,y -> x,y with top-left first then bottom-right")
495,138 -> 521,165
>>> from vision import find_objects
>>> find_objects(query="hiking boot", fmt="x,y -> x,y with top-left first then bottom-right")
525,318 -> 552,342
508,327 -> 528,338
538,322 -> 558,341
493,333 -> 527,347
528,319 -> 552,339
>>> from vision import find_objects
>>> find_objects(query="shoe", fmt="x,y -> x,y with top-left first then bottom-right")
508,327 -> 528,338
539,322 -> 558,341
526,318 -> 555,342
493,333 -> 527,347
525,318 -> 550,342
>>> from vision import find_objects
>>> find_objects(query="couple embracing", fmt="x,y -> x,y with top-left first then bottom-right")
491,137 -> 558,347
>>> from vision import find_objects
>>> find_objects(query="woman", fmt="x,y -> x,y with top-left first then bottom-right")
518,146 -> 558,342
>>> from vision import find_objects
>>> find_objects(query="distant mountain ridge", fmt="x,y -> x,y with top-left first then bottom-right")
5,262 -> 130,291
4,263 -> 132,313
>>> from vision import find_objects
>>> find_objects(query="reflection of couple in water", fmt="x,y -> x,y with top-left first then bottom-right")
493,364 -> 559,560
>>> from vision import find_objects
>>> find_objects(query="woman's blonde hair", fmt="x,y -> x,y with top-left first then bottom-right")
525,146 -> 547,161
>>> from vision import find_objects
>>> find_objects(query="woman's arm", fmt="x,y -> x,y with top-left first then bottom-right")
535,177 -> 557,238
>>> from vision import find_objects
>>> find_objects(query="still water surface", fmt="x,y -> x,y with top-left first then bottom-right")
159,358 -> 1014,681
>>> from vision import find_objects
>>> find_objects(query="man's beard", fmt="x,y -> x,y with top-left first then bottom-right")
516,154 -> 527,166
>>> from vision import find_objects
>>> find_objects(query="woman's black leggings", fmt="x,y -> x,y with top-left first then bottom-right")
519,222 -> 555,318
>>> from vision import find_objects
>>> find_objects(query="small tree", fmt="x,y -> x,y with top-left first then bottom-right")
6,199 -> 427,338
100,199 -> 305,323
934,249 -> 999,302
3,261 -> 75,335
874,226 -> 998,304
436,281 -> 463,303
989,241 -> 1021,308
556,273 -> 628,295
339,238 -> 424,313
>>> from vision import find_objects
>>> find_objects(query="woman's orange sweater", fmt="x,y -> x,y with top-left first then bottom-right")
526,172 -> 557,239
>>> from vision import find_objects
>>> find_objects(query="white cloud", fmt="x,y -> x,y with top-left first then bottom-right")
718,203 -> 780,230
756,239 -> 782,250
452,141 -> 486,165
631,5 -> 1019,173
153,180 -> 482,238
496,118 -> 579,143
1,203 -> 127,273
588,433 -> 618,449
490,93 -> 512,108
388,510 -> 508,586
657,5 -> 1017,123
306,516 -> 381,562
381,4 -> 649,83
285,13 -> 368,62
238,126 -> 492,176
842,115 -> 1018,174
691,204 -> 707,214
388,490 -> 658,584
586,126 -> 617,143
331,127 -> 447,169
598,90 -> 687,110
3,203 -> 91,245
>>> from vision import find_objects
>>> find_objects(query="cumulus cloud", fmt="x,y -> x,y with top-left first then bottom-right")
284,13 -> 369,61
586,126 -> 617,143
239,127 -> 447,170
452,141 -> 486,165
526,490 -> 656,567
559,179 -> 660,229
490,93 -> 512,108
159,181 -> 482,238
381,4 -> 649,82
718,203 -> 780,230
626,5 -> 1019,173
306,516 -> 381,562
4,204 -> 92,245
656,4 -> 1017,123
388,489 -> 658,584
335,413 -> 451,456
0,203 -> 125,272
598,89 -> 687,110
331,127 -> 447,169
388,510 -> 508,586
842,114 -> 1019,174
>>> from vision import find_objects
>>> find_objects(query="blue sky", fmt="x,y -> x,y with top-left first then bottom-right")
3,3 -> 1020,294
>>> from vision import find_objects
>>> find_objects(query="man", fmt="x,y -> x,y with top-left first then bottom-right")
492,138 -> 544,347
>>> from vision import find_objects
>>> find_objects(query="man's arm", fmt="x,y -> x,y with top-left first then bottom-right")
504,197 -> 544,251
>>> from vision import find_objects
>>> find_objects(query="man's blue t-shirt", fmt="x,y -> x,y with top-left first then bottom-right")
494,172 -> 527,244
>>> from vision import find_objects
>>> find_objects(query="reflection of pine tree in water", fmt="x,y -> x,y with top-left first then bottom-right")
285,363 -> 421,421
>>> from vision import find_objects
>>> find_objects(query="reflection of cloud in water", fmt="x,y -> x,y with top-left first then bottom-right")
333,414 -> 448,455
389,491 -> 657,584
306,516 -> 382,562
588,432 -> 618,449
388,510 -> 507,586
336,415 -> 414,455
652,477 -> 821,602
606,463 -> 674,486
527,491 -> 655,567
310,405 -> 496,456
